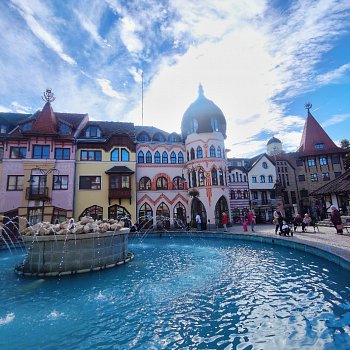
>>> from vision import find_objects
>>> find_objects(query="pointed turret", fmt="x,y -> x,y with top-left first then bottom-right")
30,101 -> 58,134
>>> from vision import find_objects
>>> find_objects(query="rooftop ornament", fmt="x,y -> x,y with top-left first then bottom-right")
304,102 -> 312,112
42,88 -> 56,103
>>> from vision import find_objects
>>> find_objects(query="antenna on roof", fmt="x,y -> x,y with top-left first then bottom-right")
141,71 -> 144,126
304,102 -> 312,112
42,88 -> 55,103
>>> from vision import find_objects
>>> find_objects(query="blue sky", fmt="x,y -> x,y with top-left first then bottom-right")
0,0 -> 350,157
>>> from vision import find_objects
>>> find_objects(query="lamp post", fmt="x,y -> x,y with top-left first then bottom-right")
28,167 -> 60,222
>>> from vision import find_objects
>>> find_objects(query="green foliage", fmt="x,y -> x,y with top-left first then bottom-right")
340,139 -> 350,170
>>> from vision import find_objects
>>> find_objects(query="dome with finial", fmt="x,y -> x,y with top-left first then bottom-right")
181,84 -> 227,139
267,136 -> 281,146
267,136 -> 283,156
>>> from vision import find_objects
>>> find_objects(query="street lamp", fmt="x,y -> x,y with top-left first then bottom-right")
28,167 -> 60,222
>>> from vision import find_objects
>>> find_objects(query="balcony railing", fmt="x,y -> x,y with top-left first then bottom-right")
108,188 -> 131,199
25,187 -> 50,201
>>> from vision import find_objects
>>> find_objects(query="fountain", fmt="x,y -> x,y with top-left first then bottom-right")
1,215 -> 133,277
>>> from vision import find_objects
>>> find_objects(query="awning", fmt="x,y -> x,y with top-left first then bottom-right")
105,166 -> 134,175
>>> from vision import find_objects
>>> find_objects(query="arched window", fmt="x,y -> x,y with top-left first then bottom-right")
168,134 -> 180,142
190,148 -> 195,160
189,119 -> 198,134
210,145 -> 216,157
178,152 -> 184,164
211,168 -> 218,185
219,169 -> 224,185
243,190 -> 249,199
170,151 -> 176,164
137,133 -> 150,142
85,126 -> 101,138
139,203 -> 153,230
79,205 -> 103,221
237,190 -> 242,199
191,170 -> 197,188
139,177 -> 151,190
146,151 -> 152,163
231,174 -> 235,182
217,146 -> 222,158
174,202 -> 186,228
162,151 -> 168,163
137,151 -> 144,163
239,174 -> 242,182
111,149 -> 119,161
173,176 -> 184,190
260,175 -> 266,183
108,204 -> 131,221
153,133 -> 165,142
156,176 -> 168,190
197,146 -> 203,158
121,149 -> 129,161
156,202 -> 170,229
268,175 -> 273,183
198,170 -> 205,186
154,151 -> 161,163
230,190 -> 235,199
187,151 -> 190,161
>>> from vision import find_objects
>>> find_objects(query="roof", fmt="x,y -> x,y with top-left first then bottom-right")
311,170 -> 350,196
135,125 -> 170,138
105,166 -> 135,174
0,112 -> 31,135
298,111 -> 342,155
79,121 -> 135,141
267,136 -> 281,145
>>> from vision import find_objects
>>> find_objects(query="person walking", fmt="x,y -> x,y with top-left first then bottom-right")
248,210 -> 256,232
195,213 -> 201,231
273,208 -> 283,235
330,205 -> 343,234
222,212 -> 228,232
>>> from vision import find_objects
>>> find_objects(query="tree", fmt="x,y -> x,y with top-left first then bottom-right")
340,139 -> 350,170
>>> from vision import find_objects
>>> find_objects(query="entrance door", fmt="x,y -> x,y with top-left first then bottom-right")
191,197 -> 207,230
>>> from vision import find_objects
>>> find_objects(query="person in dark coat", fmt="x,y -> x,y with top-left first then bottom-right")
330,205 -> 343,234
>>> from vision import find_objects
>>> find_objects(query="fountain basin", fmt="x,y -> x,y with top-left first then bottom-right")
15,228 -> 133,277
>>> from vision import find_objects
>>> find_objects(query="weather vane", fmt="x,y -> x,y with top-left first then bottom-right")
42,88 -> 55,103
304,102 -> 312,111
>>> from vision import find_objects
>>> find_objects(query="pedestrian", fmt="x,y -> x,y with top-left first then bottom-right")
222,212 -> 228,232
195,213 -> 201,231
330,205 -> 343,234
248,210 -> 256,232
301,213 -> 311,232
242,218 -> 248,232
273,208 -> 283,235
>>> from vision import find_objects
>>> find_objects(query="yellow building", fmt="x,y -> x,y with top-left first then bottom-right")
75,121 -> 136,225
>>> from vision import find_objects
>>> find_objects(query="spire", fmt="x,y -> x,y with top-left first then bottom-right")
198,83 -> 204,97
298,103 -> 338,153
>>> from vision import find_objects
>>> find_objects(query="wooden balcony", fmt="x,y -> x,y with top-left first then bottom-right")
26,187 -> 50,201
108,188 -> 132,204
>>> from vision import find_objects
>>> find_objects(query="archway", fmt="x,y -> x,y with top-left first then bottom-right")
191,197 -> 207,230
138,203 -> 153,230
156,202 -> 170,230
108,204 -> 131,227
79,205 -> 103,220
173,202 -> 186,229
215,196 -> 229,227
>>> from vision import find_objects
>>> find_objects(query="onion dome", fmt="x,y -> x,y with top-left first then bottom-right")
267,136 -> 281,145
181,84 -> 227,139
267,136 -> 282,156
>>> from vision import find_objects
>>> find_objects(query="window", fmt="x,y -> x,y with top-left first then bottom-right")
178,152 -> 184,164
173,176 -> 184,190
300,189 -> 308,198
311,173 -> 318,182
262,162 -> 268,169
7,175 -> 23,191
252,191 -> 258,200
110,175 -> 130,189
146,151 -> 152,163
298,174 -> 305,181
322,172 -> 330,181
198,170 -> 205,186
332,155 -> 340,164
138,151 -> 144,163
53,175 -> 68,190
268,175 -> 273,183
139,177 -> 151,190
210,145 -> 216,157
217,147 -> 222,158
33,145 -> 50,159
243,190 -> 249,199
211,168 -> 218,185
315,143 -> 324,150
156,176 -> 168,190
191,170 -> 197,187
111,149 -> 119,161
79,176 -> 101,190
211,118 -> 219,131
291,191 -> 297,204
121,149 -> 129,161
55,148 -> 70,160
190,148 -> 195,160
219,169 -> 224,185
230,190 -> 235,199
260,175 -> 266,183
308,158 -> 316,167
81,150 -> 102,161
189,119 -> 198,134
240,174 -> 243,182
162,151 -> 168,164
170,152 -> 176,164
59,123 -> 71,134
154,151 -> 160,163
21,122 -> 32,132
252,176 -> 257,183
168,134 -> 179,142
153,133 -> 165,142
85,126 -> 101,138
0,124 -> 7,133
197,146 -> 203,158
137,133 -> 150,142
319,157 -> 328,166
335,172 -> 342,178
296,159 -> 303,166
10,147 -> 26,159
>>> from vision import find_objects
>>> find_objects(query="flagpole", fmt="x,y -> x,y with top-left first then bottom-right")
141,71 -> 144,126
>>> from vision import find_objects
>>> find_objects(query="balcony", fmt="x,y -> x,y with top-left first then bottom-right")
26,187 -> 50,201
108,188 -> 132,204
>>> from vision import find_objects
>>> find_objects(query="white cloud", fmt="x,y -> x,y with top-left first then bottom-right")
119,16 -> 143,54
11,101 -> 32,113
0,105 -> 12,112
96,78 -> 126,100
316,64 -> 350,85
322,114 -> 350,128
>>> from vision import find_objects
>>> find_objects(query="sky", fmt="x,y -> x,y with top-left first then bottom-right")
0,0 -> 350,158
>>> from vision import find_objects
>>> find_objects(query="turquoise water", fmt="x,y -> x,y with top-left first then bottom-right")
1,236 -> 350,349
